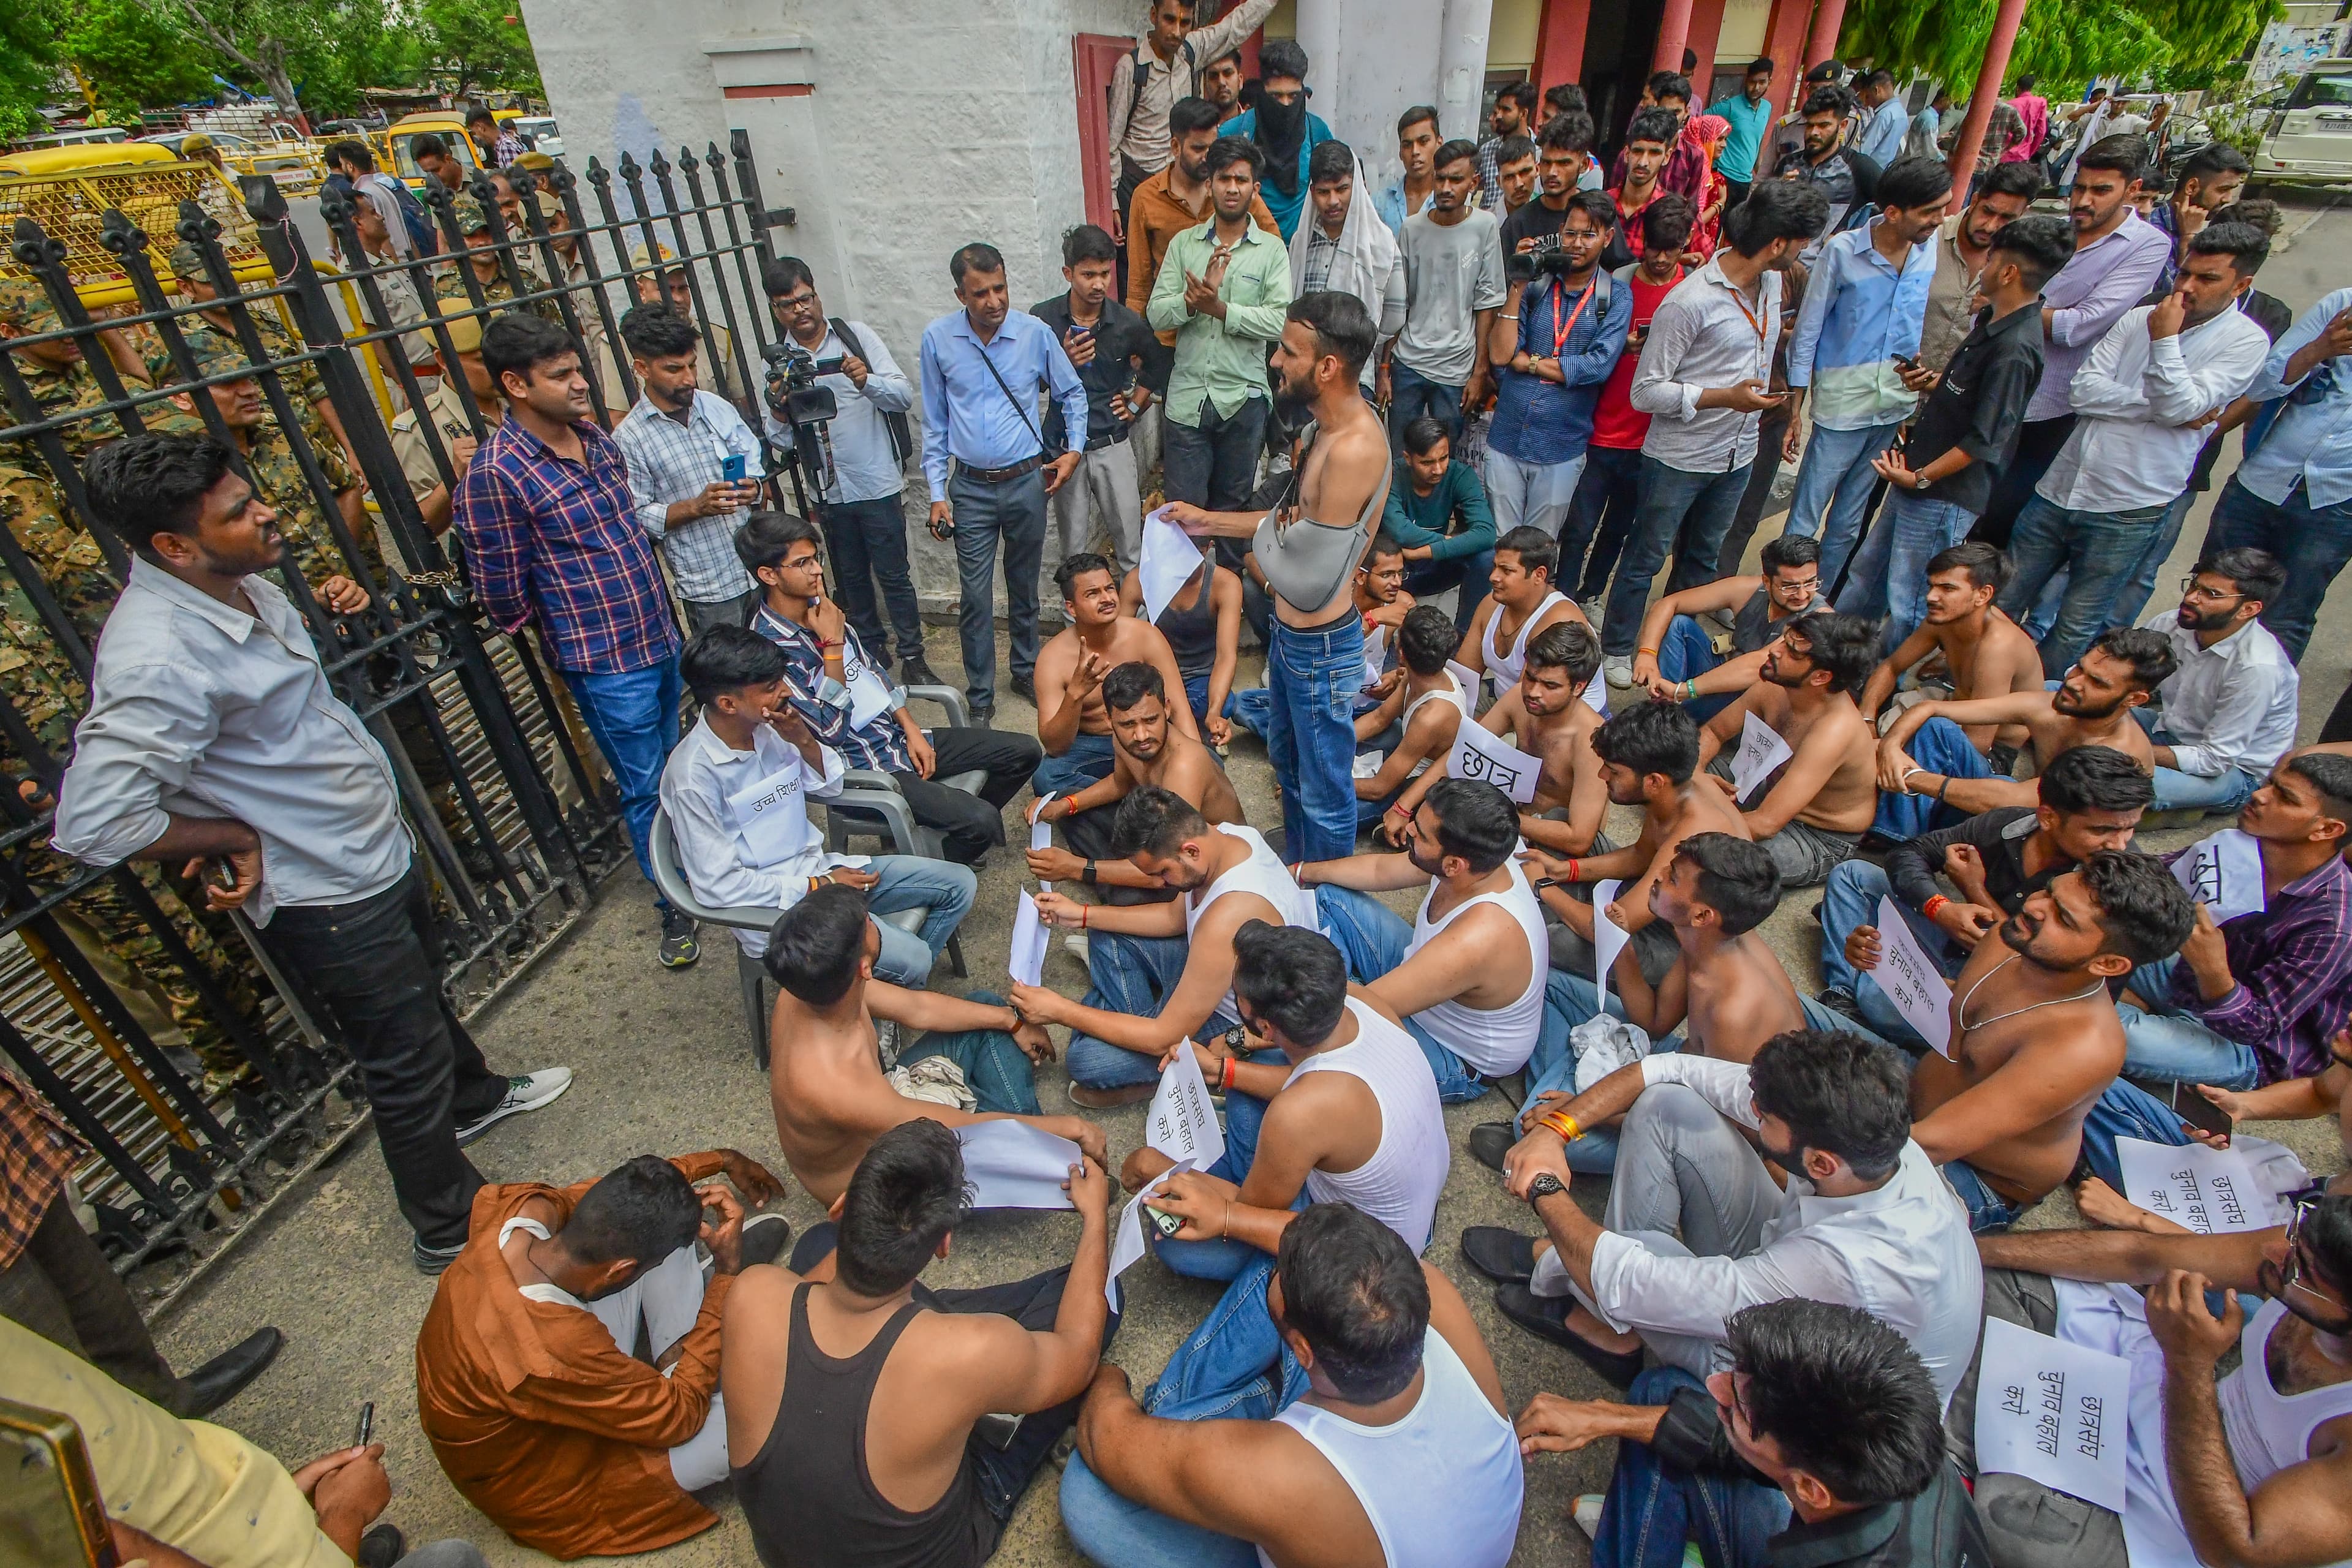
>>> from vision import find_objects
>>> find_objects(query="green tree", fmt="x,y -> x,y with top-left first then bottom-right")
64,0 -> 219,127
1839,0 -> 2272,98
0,0 -> 66,140
420,0 -> 543,100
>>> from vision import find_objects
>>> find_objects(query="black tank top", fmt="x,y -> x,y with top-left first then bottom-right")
732,1283 -> 992,1568
1156,570 -> 1218,678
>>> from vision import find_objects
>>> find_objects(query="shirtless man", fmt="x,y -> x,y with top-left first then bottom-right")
1857,541 -> 2043,793
1875,626 -> 2171,825
1351,605 -> 1472,824
1393,621 -> 1607,856
1010,786 -> 1317,1106
1027,661 -> 1241,907
1457,524 -> 1593,708
1164,292 -> 1393,862
761,884 -> 1105,1205
1694,611 -> 1879,887
1033,551 -> 1199,799
1630,533 -> 1830,720
1911,851 -> 2193,1231
1302,777 -> 1551,1101
1229,535 -> 1413,745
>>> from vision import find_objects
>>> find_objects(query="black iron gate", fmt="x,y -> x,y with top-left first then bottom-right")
0,133 -> 792,1309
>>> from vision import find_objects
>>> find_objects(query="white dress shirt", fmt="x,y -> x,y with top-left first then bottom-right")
2237,285 -> 2352,510
655,712 -> 866,957
2140,609 -> 2301,781
51,561 -> 411,925
761,320 -> 916,507
2038,303 -> 2272,511
1585,1054 -> 1985,1407
1632,256 -> 1784,473
612,388 -> 763,605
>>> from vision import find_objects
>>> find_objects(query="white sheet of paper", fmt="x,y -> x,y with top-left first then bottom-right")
1145,1041 -> 1226,1169
2113,1136 -> 2278,1234
1009,891 -> 1050,988
2170,829 -> 2267,926
1730,711 -> 1795,801
1030,796 -> 1056,853
1973,1316 -> 2132,1511
838,637 -> 896,729
726,758 -> 816,869
1139,507 -> 1206,627
1362,623 -> 1388,692
1872,895 -> 1956,1057
1352,749 -> 1385,780
1447,658 -> 1483,698
1105,1158 -> 1196,1308
1446,719 -> 1544,803
957,1120 -> 1082,1210
1593,877 -> 1627,1011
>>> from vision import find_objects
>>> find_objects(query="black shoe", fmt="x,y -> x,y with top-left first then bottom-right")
1468,1121 -> 1517,1174
1815,987 -> 1865,1025
1459,1226 -> 1539,1284
358,1523 -> 404,1568
1009,673 -> 1037,703
660,907 -> 700,969
1495,1284 -> 1645,1387
970,700 -> 996,724
176,1326 -> 283,1417
414,1237 -> 466,1276
899,654 -> 942,688
739,1212 -> 793,1268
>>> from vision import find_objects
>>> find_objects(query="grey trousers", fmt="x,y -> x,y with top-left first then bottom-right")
1704,754 -> 1861,888
682,587 -> 760,636
1053,438 -> 1145,573
1946,1268 -> 2129,1568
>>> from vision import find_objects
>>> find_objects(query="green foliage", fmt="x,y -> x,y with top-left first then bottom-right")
0,0 -> 66,139
64,0 -> 218,126
1839,0 -> 2278,98
420,0 -> 543,99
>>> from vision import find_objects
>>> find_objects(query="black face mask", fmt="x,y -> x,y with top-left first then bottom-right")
1254,92 -> 1308,198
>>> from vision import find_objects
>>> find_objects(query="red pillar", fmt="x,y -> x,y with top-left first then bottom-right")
1686,0 -> 1729,98
1761,0 -> 1814,119
1534,0 -> 1592,100
1943,0 -> 2027,212
1654,0 -> 1698,76
1804,0 -> 1847,68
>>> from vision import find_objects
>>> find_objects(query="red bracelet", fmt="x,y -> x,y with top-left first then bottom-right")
1566,858 -> 1580,883
1080,905 -> 1088,930
1219,1056 -> 1236,1091
1923,895 -> 1950,921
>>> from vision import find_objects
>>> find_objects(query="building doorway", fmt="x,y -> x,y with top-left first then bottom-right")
1583,0 -> 1669,155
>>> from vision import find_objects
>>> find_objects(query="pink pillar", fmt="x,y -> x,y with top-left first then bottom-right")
1943,0 -> 2027,212
1803,0 -> 1846,69
1653,0 -> 1698,77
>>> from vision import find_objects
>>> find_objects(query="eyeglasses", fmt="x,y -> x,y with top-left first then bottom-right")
2271,1197 -> 2352,1334
2179,577 -> 2245,603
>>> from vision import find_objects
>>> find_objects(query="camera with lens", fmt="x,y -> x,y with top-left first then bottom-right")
1534,244 -> 1586,277
762,339 -> 845,426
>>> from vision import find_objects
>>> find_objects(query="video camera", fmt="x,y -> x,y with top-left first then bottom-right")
761,339 -> 846,427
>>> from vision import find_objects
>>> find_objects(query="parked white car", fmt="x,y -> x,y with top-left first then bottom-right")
2254,59 -> 2352,185
513,116 -> 564,159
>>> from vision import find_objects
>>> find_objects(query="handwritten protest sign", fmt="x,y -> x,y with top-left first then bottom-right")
957,1120 -> 1082,1209
1594,878 -> 1629,1010
1139,507 -> 1207,625
1447,720 -> 1544,804
2170,829 -> 2266,925
1145,1042 -> 1226,1169
1106,1158 -> 1196,1307
1009,891 -> 1050,988
1874,896 -> 1954,1057
2113,1136 -> 2278,1234
1975,1316 -> 2130,1510
1730,712 -> 1795,800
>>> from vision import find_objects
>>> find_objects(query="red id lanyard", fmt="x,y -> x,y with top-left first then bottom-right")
1550,277 -> 1597,356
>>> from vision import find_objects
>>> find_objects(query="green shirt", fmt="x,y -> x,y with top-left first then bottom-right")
1381,459 -> 1496,564
1147,217 -> 1293,426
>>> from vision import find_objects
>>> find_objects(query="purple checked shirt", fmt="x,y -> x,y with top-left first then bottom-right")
2165,848 -> 2352,1084
455,417 -> 680,675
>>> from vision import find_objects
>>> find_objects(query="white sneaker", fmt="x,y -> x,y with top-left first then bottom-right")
1572,1494 -> 1605,1541
454,1067 -> 573,1146
1064,929 -> 1090,963
1604,654 -> 1635,689
1580,595 -> 1607,622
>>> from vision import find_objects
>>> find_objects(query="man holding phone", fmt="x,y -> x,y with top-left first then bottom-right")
612,304 -> 766,633
1035,223 -> 1167,575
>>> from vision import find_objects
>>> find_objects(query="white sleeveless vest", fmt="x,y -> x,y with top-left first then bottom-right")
1284,998 -> 1447,1253
1409,860 -> 1549,1075
1188,823 -> 1317,1028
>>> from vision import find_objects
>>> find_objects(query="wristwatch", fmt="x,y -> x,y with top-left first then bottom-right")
1912,470 -> 1931,490
1223,1026 -> 1248,1055
1526,1172 -> 1566,1202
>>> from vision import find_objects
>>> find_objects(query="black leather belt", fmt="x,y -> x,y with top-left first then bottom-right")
1084,428 -> 1134,453
958,454 -> 1043,484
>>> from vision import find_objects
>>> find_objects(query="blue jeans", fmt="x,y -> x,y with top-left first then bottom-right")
1182,671 -> 1213,732
1065,930 -> 1223,1089
2076,1077 -> 2197,1191
2115,955 -> 2260,1088
2144,723 -> 2261,815
1033,731 -> 1117,799
865,855 -> 978,986
948,466 -> 1049,710
2103,488 -> 2197,636
2204,473 -> 2352,664
1404,548 -> 1498,639
562,655 -> 683,903
1563,445 -> 1645,599
1592,1366 -> 1792,1568
1656,614 -> 1736,723
895,987 -> 1044,1114
1265,613 -> 1366,861
1870,716 -> 1991,840
1999,494 -> 2175,678
1150,1047 -> 1299,1283
820,493 -> 925,667
1817,859 -> 1959,1053
1602,458 -> 1751,656
1313,886 -> 1491,1101
1388,361 -> 1464,450
1943,1159 -> 2026,1232
1838,491 -> 1977,655
1061,1451 -> 1259,1568
1785,418 -> 1904,583
1163,396 -> 1270,511
1145,1251 -> 1310,1420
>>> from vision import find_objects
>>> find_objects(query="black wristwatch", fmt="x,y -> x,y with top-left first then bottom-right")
1082,858 -> 1099,885
1526,1172 -> 1566,1202
1223,1026 -> 1247,1055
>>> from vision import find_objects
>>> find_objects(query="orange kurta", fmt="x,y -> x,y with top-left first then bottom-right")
1124,168 -> 1283,322
414,1153 -> 731,1560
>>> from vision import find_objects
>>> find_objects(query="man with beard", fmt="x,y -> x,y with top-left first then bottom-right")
1693,612 -> 1879,888
1920,163 -> 2042,374
1125,98 -> 1281,318
1290,141 -> 1404,388
1164,293 -> 1392,862
1456,526 -> 1593,706
1383,140 -> 1507,448
1199,48 -> 1245,125
1395,620 -> 1607,858
1027,661 -> 1241,908
2135,548 -> 2299,816
1632,533 -> 1830,723
612,306 -> 765,635
1500,110 -> 1601,258
1913,852 -> 2195,1231
1104,0 -> 1279,244
1032,551 -> 1199,798
1477,81 -> 1541,211
1218,39 -> 1334,243
1876,627 -> 2169,827
1771,86 -> 1883,255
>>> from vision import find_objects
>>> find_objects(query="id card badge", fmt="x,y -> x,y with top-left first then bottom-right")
728,758 -> 816,869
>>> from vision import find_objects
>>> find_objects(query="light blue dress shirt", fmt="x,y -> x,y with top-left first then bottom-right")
2239,286 -> 2352,510
918,308 -> 1088,501
1787,221 -> 1936,431
1856,97 -> 1910,168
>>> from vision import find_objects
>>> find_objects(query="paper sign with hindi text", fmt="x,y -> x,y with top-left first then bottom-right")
1873,896 -> 1954,1057
1106,1158 -> 1196,1308
1139,507 -> 1207,626
1594,878 -> 1628,1010
1730,712 -> 1794,801
1447,719 -> 1544,804
2170,829 -> 2267,926
1973,1316 -> 2130,1511
2113,1136 -> 2278,1234
1145,1041 -> 1226,1169
1009,891 -> 1050,988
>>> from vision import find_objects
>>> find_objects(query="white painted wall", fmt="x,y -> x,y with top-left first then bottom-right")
1437,0 -> 1498,139
1294,0 -> 1446,179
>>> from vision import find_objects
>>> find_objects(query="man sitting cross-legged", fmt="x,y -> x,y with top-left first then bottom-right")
1472,1027 -> 1983,1399
1349,603 -> 1474,826
1953,1193 -> 2352,1568
1302,777 -> 1551,1102
1631,532 -> 1830,722
1820,745 -> 2152,1050
1009,786 -> 1318,1107
1523,697 -> 1749,981
2136,547 -> 2301,818
1111,922 -> 1447,1411
1457,524 -> 1595,710
1520,1300 -> 1989,1568
762,885 -> 1104,1206
722,1118 -> 1117,1568
1692,611 -> 1879,888
1909,851 -> 2195,1231
1026,661 -> 1242,908
1392,620 -> 1610,857
1035,551 -> 1201,798
415,1149 -> 793,1559
659,625 -> 975,984
1873,625 -> 2171,837
1384,416 -> 1501,637
1061,1203 -> 1525,1568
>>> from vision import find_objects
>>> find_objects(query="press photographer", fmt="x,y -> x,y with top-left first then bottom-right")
759,257 -> 937,687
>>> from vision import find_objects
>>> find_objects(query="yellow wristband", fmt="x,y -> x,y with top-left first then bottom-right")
1538,1109 -> 1583,1142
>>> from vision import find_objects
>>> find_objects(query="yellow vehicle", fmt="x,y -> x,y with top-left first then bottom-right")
0,141 -> 270,306
384,111 -> 485,191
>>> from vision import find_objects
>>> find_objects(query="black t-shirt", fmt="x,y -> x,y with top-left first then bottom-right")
1902,299 -> 2045,516
1501,197 -> 1576,260
1028,293 -> 1170,451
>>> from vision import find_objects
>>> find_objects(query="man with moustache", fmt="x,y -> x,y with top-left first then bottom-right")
2135,549 -> 2299,816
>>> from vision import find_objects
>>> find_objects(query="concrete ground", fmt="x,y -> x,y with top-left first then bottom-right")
159,194 -> 2351,1566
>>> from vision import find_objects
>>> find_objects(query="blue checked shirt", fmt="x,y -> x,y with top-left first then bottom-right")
751,602 -> 914,772
612,389 -> 761,604
454,417 -> 680,674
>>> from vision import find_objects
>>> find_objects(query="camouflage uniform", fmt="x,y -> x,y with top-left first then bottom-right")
0,278 -> 127,472
145,304 -> 344,472
434,197 -> 562,326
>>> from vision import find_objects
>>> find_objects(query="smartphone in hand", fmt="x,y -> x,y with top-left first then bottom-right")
720,453 -> 747,483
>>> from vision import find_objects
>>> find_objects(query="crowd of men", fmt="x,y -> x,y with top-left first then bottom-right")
7,8 -> 2352,1568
